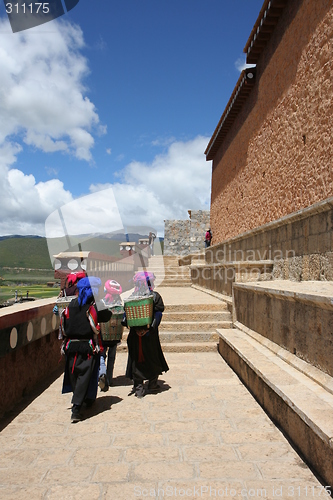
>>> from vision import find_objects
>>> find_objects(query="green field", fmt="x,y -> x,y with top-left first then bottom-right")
0,284 -> 60,303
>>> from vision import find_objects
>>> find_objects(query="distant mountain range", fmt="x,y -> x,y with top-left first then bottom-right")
0,234 -> 163,270
0,235 -> 42,241
0,236 -> 52,269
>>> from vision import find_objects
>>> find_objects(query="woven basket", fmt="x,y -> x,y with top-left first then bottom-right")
56,296 -> 76,315
124,295 -> 153,327
100,312 -> 124,341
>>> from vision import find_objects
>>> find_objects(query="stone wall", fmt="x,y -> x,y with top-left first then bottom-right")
164,210 -> 210,256
233,281 -> 333,377
189,210 -> 211,254
0,298 -> 64,416
191,197 -> 333,294
164,219 -> 191,256
210,0 -> 333,243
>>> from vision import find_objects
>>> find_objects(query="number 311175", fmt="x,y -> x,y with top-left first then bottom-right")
5,3 -> 50,14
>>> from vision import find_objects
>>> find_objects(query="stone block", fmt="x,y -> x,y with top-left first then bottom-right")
301,254 -> 309,280
308,234 -> 320,254
319,253 -> 333,280
309,211 -> 328,236
272,259 -> 284,279
288,256 -> 302,281
308,254 -> 321,280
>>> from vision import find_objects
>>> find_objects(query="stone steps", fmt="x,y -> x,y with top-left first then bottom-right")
163,302 -> 228,312
217,326 -> 333,487
162,310 -> 231,321
159,331 -> 219,342
138,257 -> 191,288
117,339 -> 217,353
156,341 -> 217,352
119,299 -> 232,351
160,320 -> 233,332
159,280 -> 192,287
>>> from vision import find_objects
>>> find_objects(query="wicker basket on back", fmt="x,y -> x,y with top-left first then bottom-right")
124,295 -> 154,328
100,305 -> 124,341
55,295 -> 77,315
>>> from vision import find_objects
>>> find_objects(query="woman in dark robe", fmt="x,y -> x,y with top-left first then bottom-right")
124,276 -> 169,398
61,277 -> 111,422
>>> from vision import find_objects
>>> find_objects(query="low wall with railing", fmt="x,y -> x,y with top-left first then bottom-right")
0,298 -> 63,417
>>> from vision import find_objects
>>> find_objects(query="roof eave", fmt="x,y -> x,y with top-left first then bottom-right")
244,0 -> 288,64
205,67 -> 256,161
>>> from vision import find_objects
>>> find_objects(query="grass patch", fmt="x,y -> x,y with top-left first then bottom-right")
0,268 -> 59,302
0,284 -> 60,302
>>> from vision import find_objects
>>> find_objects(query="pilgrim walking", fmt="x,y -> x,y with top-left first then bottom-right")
60,276 -> 112,422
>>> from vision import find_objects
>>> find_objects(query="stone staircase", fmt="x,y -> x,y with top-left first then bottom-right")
119,255 -> 233,352
159,301 -> 232,352
139,255 -> 192,287
130,255 -> 232,352
120,300 -> 232,353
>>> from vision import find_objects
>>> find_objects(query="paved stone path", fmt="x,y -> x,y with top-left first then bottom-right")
0,287 -> 326,499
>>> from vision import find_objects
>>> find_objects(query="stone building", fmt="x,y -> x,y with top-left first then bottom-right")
164,210 -> 210,256
206,0 -> 332,243
186,2 -> 333,485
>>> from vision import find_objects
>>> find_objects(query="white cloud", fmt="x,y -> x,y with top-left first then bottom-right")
0,161 -> 73,236
0,17 -> 102,161
90,136 -> 211,234
0,17 -> 103,235
0,20 -> 212,238
45,166 -> 59,177
151,136 -> 176,147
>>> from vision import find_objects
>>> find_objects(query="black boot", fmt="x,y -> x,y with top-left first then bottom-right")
148,377 -> 160,393
71,404 -> 82,423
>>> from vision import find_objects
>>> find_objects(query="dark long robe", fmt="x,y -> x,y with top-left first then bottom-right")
62,298 -> 111,405
125,291 -> 169,382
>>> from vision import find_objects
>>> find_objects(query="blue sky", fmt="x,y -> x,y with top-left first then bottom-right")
0,0 -> 263,236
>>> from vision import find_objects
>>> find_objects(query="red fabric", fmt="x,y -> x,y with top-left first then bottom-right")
87,304 -> 100,335
67,272 -> 86,287
138,335 -> 145,363
72,353 -> 77,373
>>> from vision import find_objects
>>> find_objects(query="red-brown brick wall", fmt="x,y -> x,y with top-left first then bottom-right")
211,0 -> 333,243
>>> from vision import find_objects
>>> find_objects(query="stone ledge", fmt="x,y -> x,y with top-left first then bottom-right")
234,321 -> 333,396
217,327 -> 333,486
190,260 -> 274,269
233,280 -> 333,310
0,298 -> 59,359
191,284 -> 233,307
157,341 -> 218,352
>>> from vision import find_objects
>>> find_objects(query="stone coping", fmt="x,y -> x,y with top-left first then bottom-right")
190,260 -> 274,269
0,297 -> 56,318
234,321 -> 333,396
191,284 -> 233,306
0,297 -> 58,359
217,328 -> 333,487
233,280 -> 333,309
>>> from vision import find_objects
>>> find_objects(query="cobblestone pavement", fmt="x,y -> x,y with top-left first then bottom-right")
0,349 -> 325,500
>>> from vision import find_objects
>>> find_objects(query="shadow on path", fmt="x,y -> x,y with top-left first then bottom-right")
80,395 -> 123,421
